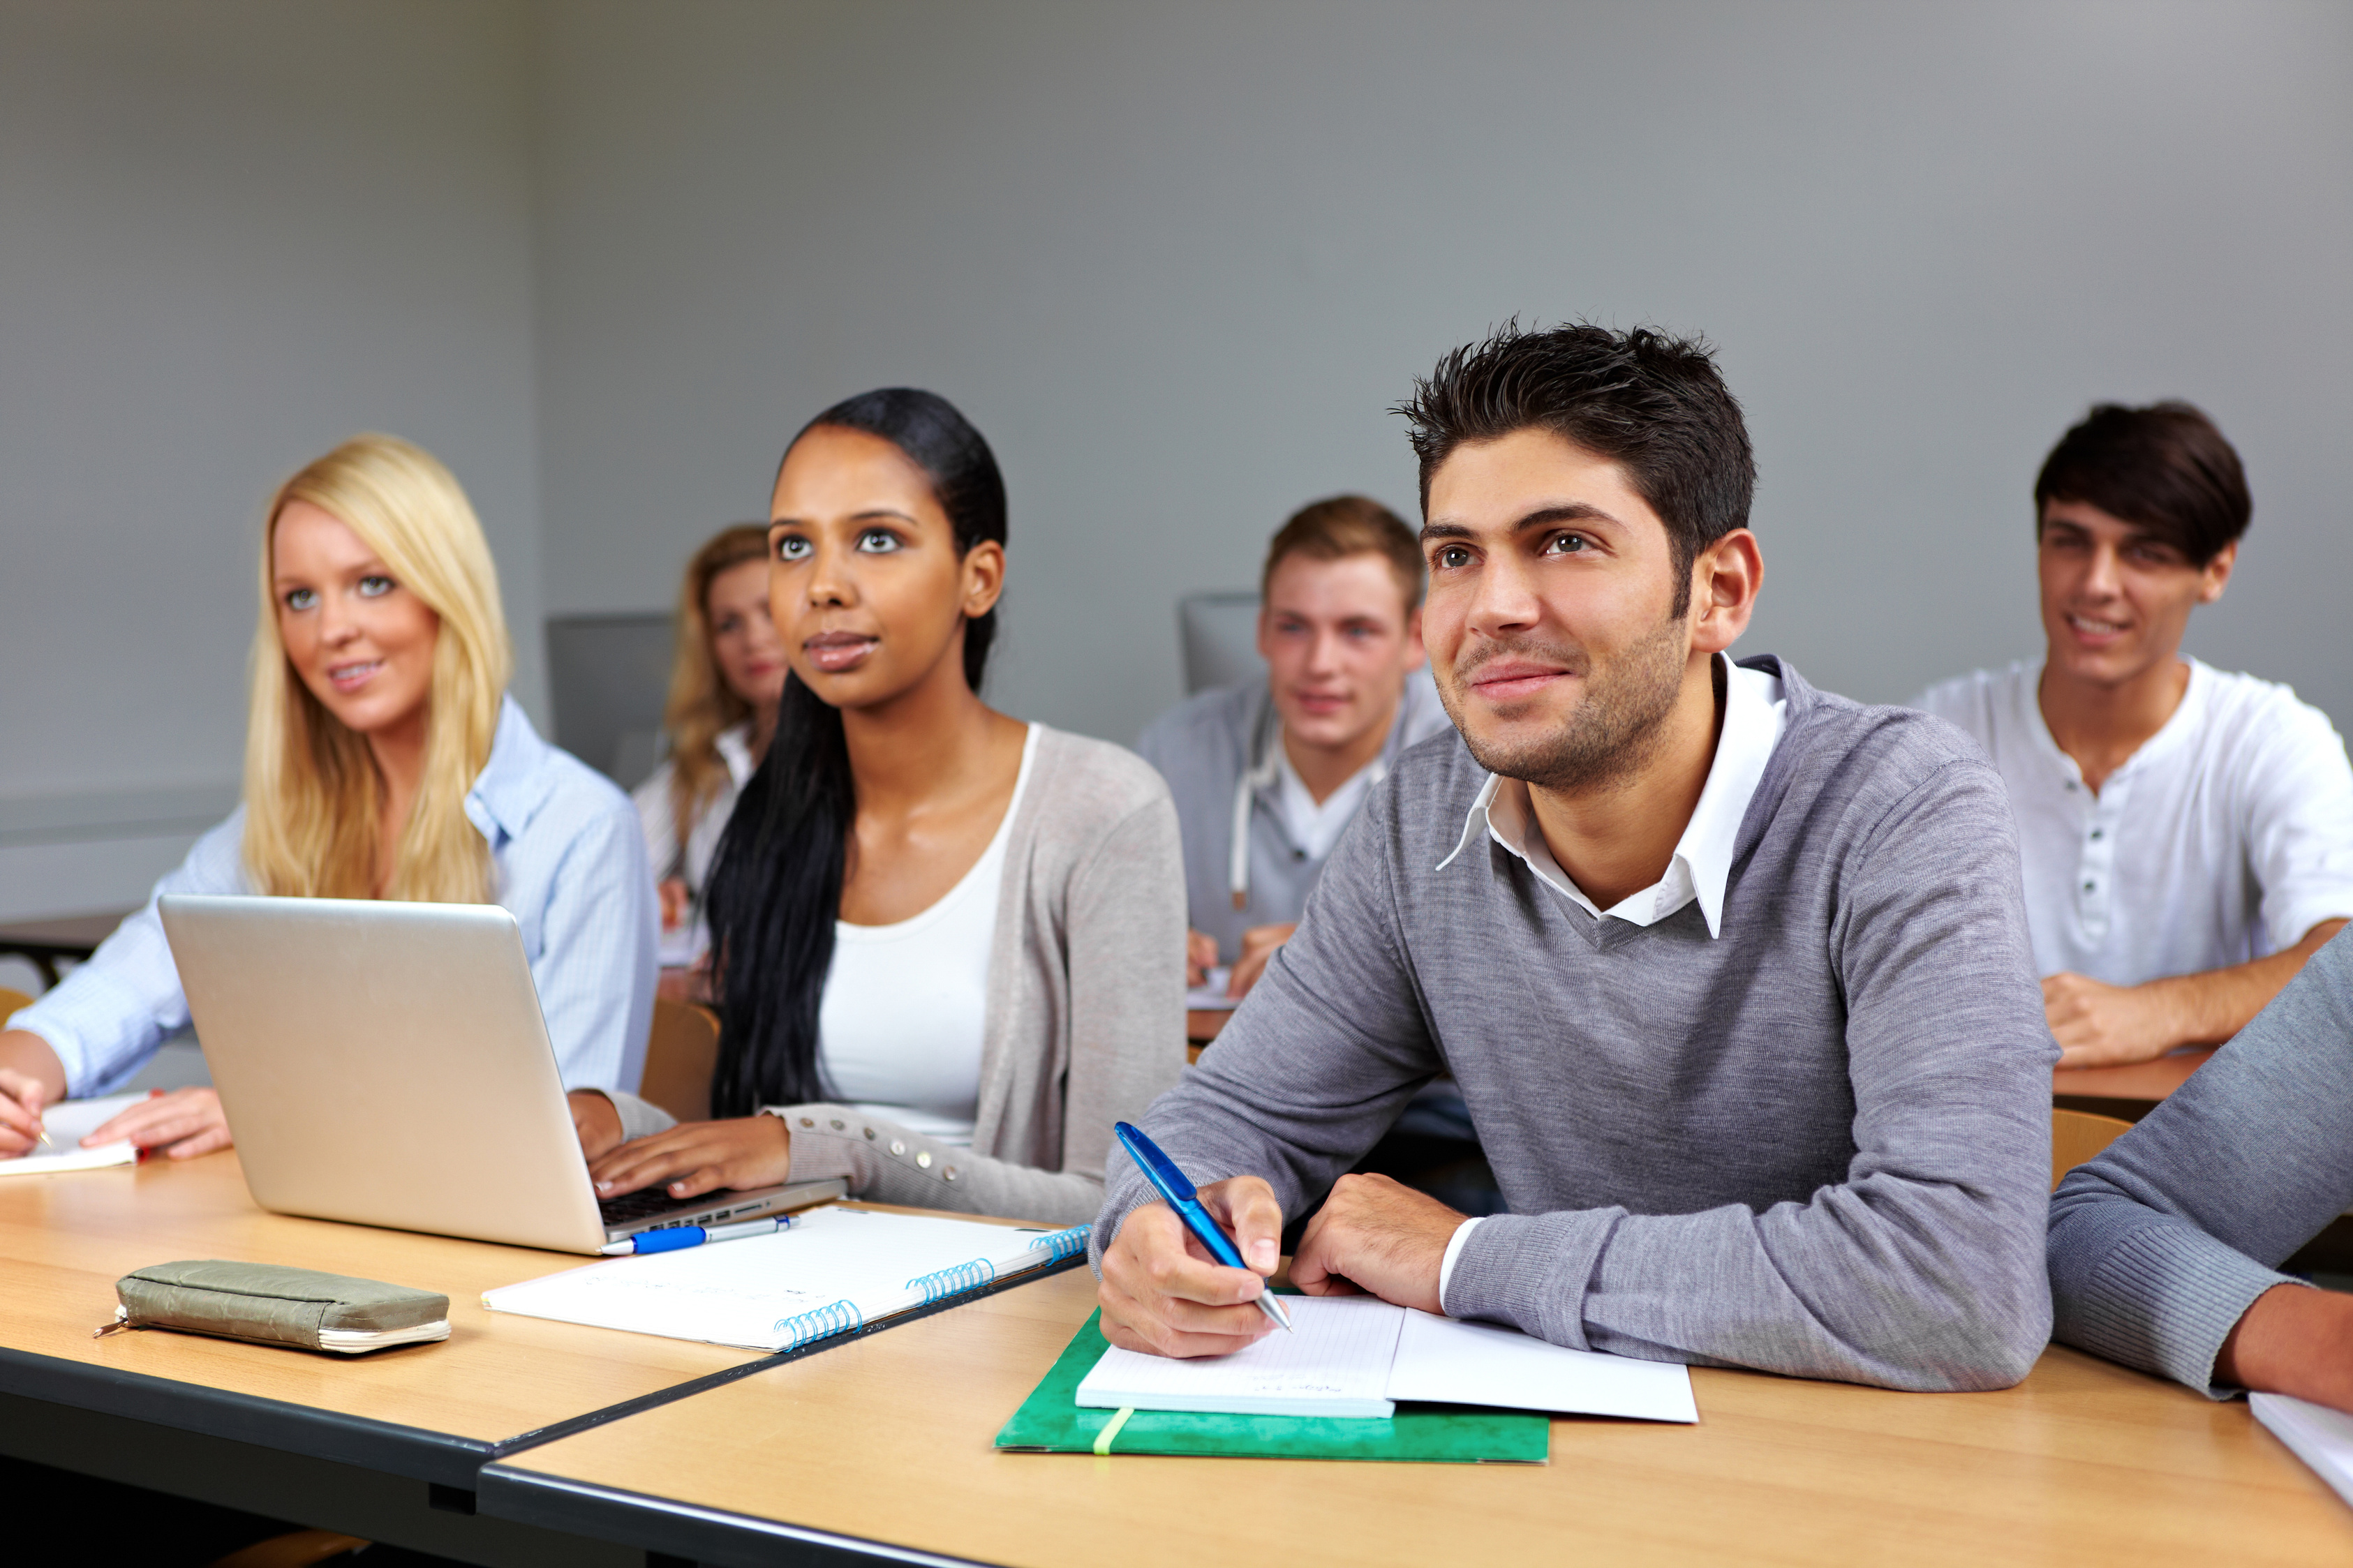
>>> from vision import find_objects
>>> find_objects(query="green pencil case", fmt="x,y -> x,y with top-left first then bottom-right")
98,1261 -> 451,1354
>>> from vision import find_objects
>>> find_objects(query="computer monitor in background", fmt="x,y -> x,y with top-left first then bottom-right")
1177,592 -> 1263,697
544,612 -> 672,791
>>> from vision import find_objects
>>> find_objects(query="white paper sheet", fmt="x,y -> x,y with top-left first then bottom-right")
1078,1295 -> 1403,1417
2252,1392 -> 2353,1509
483,1205 -> 1089,1350
0,1092 -> 143,1177
1074,1295 -> 1699,1424
1184,966 -> 1240,1011
1386,1308 -> 1698,1423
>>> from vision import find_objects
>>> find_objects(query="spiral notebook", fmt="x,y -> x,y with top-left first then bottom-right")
482,1205 -> 1089,1352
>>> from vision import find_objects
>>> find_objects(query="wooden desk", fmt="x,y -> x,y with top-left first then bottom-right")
479,1264 -> 2353,1568
2054,1047 -> 2216,1121
0,1149 -> 762,1488
1185,1007 -> 1231,1045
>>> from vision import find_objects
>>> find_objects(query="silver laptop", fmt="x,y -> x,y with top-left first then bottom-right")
158,894 -> 843,1253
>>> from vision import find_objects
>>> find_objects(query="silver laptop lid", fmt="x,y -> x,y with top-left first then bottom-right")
161,894 -> 618,1254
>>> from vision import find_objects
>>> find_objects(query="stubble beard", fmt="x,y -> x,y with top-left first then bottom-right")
1442,615 -> 1689,793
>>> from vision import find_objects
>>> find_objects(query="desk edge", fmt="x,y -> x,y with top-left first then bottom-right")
477,1466 -> 994,1568
0,1345 -> 490,1488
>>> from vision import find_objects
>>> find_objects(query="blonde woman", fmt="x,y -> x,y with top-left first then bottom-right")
0,435 -> 658,1160
633,524 -> 787,964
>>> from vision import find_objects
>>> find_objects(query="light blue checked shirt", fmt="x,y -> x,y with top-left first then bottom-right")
8,698 -> 658,1098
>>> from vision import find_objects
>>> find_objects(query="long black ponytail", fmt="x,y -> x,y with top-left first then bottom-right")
702,388 -> 1008,1117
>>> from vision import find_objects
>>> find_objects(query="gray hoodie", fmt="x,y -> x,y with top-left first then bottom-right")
1136,669 -> 1456,960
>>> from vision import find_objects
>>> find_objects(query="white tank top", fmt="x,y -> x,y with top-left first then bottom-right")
814,724 -> 1039,1147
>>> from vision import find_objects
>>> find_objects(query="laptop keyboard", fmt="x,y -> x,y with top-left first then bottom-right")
598,1187 -> 703,1225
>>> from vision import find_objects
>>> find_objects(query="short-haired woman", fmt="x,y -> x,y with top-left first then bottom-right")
579,389 -> 1187,1225
0,435 -> 658,1160
633,523 -> 787,965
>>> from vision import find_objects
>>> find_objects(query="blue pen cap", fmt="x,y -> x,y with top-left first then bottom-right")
1113,1121 -> 1197,1202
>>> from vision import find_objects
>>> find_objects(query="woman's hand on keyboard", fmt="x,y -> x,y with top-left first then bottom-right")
589,1114 -> 791,1201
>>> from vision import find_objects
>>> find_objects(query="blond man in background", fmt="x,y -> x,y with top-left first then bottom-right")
1141,495 -> 1453,999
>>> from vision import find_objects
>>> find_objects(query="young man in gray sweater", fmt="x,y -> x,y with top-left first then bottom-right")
1093,322 -> 2058,1391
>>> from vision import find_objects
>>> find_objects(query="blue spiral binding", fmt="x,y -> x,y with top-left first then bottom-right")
906,1257 -> 995,1304
772,1299 -> 863,1350
1027,1224 -> 1090,1264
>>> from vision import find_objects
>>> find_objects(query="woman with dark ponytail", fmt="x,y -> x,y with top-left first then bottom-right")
575,389 -> 1187,1224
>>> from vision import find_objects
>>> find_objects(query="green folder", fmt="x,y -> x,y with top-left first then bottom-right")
993,1310 -> 1549,1463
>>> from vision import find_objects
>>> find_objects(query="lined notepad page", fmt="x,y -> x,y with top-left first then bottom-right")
484,1206 -> 1086,1350
0,1093 -> 141,1178
1078,1296 -> 1405,1418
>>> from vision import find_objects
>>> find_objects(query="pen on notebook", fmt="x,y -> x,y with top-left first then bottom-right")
599,1212 -> 801,1256
1113,1120 -> 1293,1333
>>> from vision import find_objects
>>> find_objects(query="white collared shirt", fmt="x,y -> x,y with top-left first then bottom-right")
1434,653 -> 1788,1306
1435,653 -> 1789,937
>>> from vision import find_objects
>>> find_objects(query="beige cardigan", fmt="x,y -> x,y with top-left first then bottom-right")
611,726 -> 1188,1225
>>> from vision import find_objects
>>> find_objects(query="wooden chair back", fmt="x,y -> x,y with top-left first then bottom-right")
637,999 -> 720,1124
2051,1107 -> 2135,1191
0,989 -> 31,1024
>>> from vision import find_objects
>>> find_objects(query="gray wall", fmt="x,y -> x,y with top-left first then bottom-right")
0,1 -> 544,920
529,0 -> 2353,745
7,0 -> 2350,926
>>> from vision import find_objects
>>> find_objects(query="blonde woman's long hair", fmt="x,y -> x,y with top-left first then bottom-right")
241,435 -> 513,903
662,523 -> 773,856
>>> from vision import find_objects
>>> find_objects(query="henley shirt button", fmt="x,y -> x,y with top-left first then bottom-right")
916,1151 -> 933,1169
2083,881 -> 2095,893
863,1127 -> 875,1140
829,1118 -> 845,1130
889,1140 -> 907,1156
2090,829 -> 2103,841
799,1117 -> 815,1128
944,1167 -> 959,1182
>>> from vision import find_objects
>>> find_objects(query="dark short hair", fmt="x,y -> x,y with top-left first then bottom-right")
2034,401 -> 2249,566
1393,322 -> 1755,614
1261,494 -> 1424,613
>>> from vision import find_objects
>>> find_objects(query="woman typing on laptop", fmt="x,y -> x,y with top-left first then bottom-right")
0,435 -> 658,1160
577,388 -> 1187,1227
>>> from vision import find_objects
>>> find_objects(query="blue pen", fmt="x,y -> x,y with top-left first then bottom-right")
1113,1121 -> 1292,1333
599,1212 -> 801,1257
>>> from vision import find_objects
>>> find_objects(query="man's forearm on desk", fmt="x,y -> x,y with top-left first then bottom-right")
2165,919 -> 2348,1046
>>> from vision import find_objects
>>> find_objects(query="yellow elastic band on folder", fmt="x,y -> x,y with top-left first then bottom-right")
1092,1406 -> 1136,1456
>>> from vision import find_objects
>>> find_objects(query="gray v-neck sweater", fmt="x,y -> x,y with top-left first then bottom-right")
1096,657 -> 2057,1391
